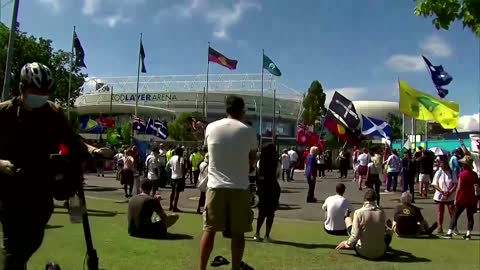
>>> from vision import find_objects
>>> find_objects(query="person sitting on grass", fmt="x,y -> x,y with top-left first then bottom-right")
322,183 -> 353,236
336,189 -> 393,260
393,192 -> 438,237
128,180 -> 179,239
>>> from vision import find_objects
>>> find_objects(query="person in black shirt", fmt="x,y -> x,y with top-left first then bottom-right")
416,150 -> 434,198
128,180 -> 179,238
393,192 -> 437,237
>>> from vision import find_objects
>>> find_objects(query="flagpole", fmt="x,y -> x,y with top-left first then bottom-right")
1,0 -> 19,102
401,113 -> 405,149
425,120 -> 429,149
206,42 -> 210,119
109,85 -> 113,117
135,33 -> 142,118
260,49 -> 264,146
67,25 -> 76,120
272,88 -> 276,144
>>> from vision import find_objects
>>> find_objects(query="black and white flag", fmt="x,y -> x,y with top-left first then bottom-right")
328,91 -> 360,129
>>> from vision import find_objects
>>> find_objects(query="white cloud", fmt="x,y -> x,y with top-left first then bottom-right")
458,113 -> 480,132
94,14 -> 131,28
156,0 -> 261,40
325,87 -> 369,103
82,0 -> 101,16
420,35 -> 452,58
385,55 -> 424,72
36,0 -> 62,13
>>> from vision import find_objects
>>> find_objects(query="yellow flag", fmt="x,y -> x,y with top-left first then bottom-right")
398,80 -> 459,129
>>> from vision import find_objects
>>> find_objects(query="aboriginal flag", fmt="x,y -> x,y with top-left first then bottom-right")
324,111 -> 362,146
208,46 -> 238,70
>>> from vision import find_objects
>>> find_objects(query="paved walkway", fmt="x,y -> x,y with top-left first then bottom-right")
83,170 -> 479,232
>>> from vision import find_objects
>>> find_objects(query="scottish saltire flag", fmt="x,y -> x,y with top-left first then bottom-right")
361,115 -> 392,139
146,119 -> 169,140
422,55 -> 452,98
132,117 -> 146,132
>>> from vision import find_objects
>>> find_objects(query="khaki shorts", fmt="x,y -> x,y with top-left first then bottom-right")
419,173 -> 431,184
203,189 -> 253,234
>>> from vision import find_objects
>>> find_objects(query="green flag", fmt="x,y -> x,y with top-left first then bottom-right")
263,53 -> 281,76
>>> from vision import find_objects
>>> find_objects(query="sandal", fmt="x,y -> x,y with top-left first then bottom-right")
211,256 -> 230,267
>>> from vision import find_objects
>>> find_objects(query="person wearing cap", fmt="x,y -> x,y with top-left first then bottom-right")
0,62 -> 112,269
335,189 -> 392,260
443,155 -> 478,240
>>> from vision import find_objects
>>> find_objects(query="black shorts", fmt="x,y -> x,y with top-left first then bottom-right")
131,221 -> 167,239
434,200 -> 454,205
121,169 -> 134,185
171,178 -> 185,193
324,225 -> 352,236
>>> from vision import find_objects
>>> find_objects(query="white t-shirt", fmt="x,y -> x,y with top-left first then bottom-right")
432,169 -> 458,202
145,153 -> 159,180
357,153 -> 370,166
281,153 -> 290,169
322,195 -> 353,231
367,162 -> 381,175
205,118 -> 258,190
169,155 -> 185,180
288,150 -> 298,162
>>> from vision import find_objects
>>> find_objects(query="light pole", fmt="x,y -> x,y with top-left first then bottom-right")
1,0 -> 19,102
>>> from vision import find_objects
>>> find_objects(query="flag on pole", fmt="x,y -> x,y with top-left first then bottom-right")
146,119 -> 169,140
361,115 -> 392,139
324,111 -> 361,146
398,80 -> 459,129
132,117 -> 146,132
140,40 -> 147,73
263,53 -> 281,76
73,31 -> 86,68
208,46 -> 237,70
422,55 -> 452,98
328,91 -> 360,129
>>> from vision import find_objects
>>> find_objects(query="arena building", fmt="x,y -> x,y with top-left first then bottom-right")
75,73 -> 416,142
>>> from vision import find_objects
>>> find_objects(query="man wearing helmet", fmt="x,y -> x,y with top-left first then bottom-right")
0,62 -> 111,269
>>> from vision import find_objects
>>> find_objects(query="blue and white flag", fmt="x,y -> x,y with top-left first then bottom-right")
146,118 -> 169,140
361,115 -> 392,139
422,55 -> 452,98
132,117 -> 146,132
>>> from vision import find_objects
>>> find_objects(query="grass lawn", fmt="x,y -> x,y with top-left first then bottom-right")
28,198 -> 480,270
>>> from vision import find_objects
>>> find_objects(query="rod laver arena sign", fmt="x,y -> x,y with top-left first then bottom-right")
112,93 -> 178,103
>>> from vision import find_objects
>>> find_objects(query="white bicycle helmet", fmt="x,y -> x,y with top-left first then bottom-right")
20,62 -> 54,92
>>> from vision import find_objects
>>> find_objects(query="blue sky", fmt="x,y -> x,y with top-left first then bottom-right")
1,0 -> 479,128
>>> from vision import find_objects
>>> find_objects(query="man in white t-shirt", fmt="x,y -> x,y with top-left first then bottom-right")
199,95 -> 258,270
281,149 -> 291,182
145,147 -> 160,195
287,147 -> 298,181
322,183 -> 353,235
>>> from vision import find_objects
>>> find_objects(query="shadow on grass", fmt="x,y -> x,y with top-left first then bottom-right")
278,204 -> 302,210
53,208 -> 122,217
133,233 -> 194,241
342,248 -> 431,263
84,186 -> 120,192
45,224 -> 64,229
249,239 -> 337,249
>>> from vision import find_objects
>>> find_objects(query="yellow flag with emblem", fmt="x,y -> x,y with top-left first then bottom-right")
398,80 -> 459,129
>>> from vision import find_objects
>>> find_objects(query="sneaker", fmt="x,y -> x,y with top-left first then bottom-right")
264,236 -> 272,243
453,228 -> 460,236
164,214 -> 179,228
253,234 -> 262,242
425,222 -> 438,235
463,235 -> 471,240
441,233 -> 453,239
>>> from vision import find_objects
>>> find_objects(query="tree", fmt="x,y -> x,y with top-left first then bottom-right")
414,0 -> 480,37
168,112 -> 196,142
387,113 -> 403,140
0,23 -> 86,105
302,80 -> 326,126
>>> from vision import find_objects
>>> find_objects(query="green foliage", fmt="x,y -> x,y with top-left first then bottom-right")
168,112 -> 196,141
0,23 -> 86,105
121,122 -> 132,145
414,0 -> 480,37
387,113 -> 403,140
302,80 -> 326,126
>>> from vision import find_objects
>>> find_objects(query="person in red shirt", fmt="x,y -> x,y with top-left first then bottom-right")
302,147 -> 310,165
443,156 -> 477,240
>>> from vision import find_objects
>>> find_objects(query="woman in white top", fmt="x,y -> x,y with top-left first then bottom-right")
366,154 -> 382,205
432,157 -> 458,233
168,147 -> 186,212
280,149 -> 291,182
197,152 -> 209,214
385,149 -> 402,192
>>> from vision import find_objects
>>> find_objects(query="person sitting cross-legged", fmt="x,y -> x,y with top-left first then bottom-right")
393,192 -> 438,237
336,189 -> 393,260
322,183 -> 354,236
128,179 -> 179,239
